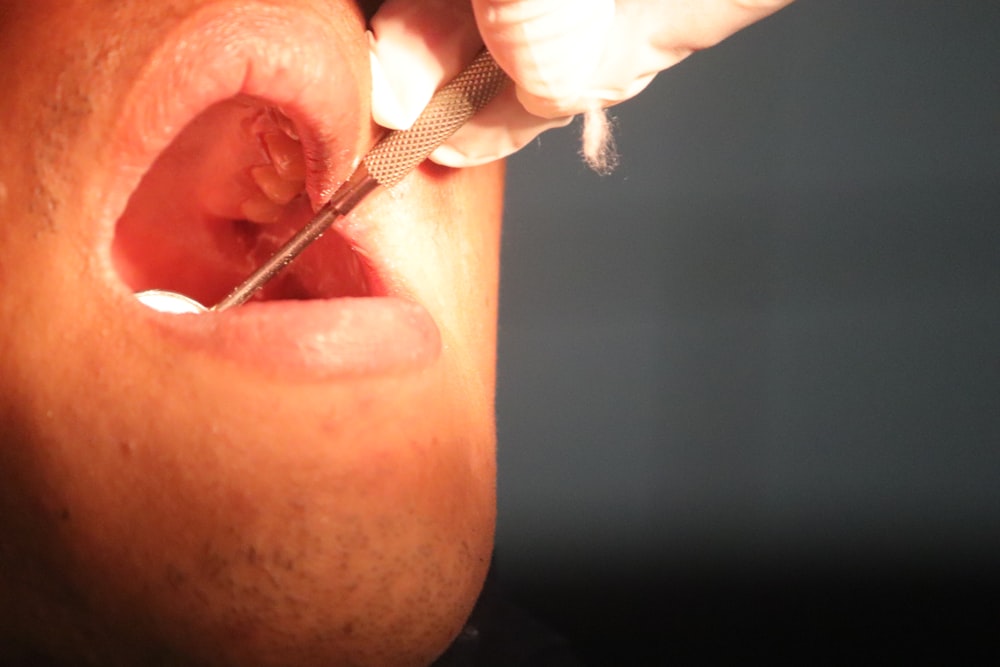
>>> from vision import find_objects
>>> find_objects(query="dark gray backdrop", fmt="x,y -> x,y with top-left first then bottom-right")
492,1 -> 999,657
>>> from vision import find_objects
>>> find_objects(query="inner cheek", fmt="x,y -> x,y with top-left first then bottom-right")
112,96 -> 372,308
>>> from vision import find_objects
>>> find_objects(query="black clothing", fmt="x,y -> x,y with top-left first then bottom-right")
432,564 -> 582,667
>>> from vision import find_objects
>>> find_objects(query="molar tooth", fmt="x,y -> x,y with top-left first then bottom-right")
268,107 -> 300,140
241,194 -> 286,224
262,131 -> 307,181
250,164 -> 304,205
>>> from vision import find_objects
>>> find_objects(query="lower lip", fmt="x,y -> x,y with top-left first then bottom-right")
141,297 -> 441,378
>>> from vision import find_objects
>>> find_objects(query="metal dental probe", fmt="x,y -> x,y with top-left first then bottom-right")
135,50 -> 508,314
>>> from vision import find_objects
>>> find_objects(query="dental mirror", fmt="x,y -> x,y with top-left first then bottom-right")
135,289 -> 209,314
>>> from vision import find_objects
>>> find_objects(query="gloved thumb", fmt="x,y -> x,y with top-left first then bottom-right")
470,0 -> 616,118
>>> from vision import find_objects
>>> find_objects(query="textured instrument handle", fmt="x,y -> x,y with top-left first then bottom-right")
363,50 -> 509,187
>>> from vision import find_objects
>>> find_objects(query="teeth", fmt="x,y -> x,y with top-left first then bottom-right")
241,193 -> 287,224
242,163 -> 304,224
237,108 -> 307,225
268,107 -> 300,141
262,131 -> 307,181
250,164 -> 303,205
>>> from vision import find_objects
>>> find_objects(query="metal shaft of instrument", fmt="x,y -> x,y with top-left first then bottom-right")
211,171 -> 377,311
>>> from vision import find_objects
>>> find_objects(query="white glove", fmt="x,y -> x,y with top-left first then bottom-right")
368,0 -> 795,170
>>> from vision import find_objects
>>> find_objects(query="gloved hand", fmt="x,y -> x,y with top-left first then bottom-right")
368,0 -> 795,171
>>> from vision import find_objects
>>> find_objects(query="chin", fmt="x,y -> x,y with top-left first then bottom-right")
0,1 -> 501,665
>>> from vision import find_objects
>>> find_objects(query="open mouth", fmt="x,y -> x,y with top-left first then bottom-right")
109,5 -> 378,312
113,96 -> 374,310
102,4 -> 439,375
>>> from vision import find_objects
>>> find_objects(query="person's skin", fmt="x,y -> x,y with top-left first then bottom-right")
0,1 -> 501,665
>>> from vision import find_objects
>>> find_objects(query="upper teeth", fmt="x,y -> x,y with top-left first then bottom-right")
250,163 -> 302,205
242,115 -> 307,224
262,130 -> 306,181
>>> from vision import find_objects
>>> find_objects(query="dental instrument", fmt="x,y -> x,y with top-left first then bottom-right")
136,49 -> 507,315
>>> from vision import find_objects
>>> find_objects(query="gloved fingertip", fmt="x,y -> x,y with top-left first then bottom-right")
428,144 -> 503,168
515,87 -> 580,120
514,68 -> 658,120
369,49 -> 410,130
368,31 -> 434,130
431,117 -> 560,165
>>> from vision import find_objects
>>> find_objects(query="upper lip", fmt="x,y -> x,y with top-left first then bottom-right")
94,2 -> 441,377
110,3 -> 369,212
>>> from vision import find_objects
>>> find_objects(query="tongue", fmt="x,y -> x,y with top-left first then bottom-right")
114,98 -> 369,307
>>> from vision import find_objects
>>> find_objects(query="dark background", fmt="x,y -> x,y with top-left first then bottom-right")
492,1 -> 1000,662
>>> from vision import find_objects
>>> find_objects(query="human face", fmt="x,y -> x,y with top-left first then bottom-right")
0,1 -> 502,665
